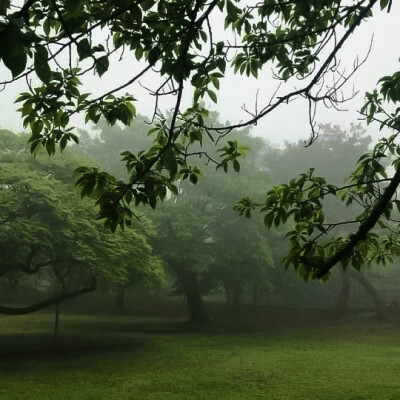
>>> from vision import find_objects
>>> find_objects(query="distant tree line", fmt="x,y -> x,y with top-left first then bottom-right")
0,116 -> 395,322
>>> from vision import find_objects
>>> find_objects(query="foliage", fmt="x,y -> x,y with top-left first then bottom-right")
1,0 -> 399,277
196,155 -> 275,303
150,136 -> 277,318
236,124 -> 400,280
72,114 -> 276,312
0,130 -> 163,314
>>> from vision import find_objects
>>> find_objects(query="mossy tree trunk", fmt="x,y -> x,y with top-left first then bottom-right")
176,268 -> 208,322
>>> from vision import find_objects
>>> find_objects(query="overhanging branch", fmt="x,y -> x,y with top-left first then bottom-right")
205,0 -> 378,133
315,167 -> 400,279
0,275 -> 96,315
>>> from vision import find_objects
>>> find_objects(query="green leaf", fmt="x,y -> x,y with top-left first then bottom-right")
0,0 -> 10,15
141,0 -> 155,11
380,0 -> 389,9
130,4 -> 142,22
149,195 -> 156,209
0,22 -> 27,78
135,46 -> 143,60
2,51 -> 27,78
189,173 -> 198,185
124,190 -> 133,205
95,56 -> 109,77
77,38 -> 91,60
60,135 -> 68,151
163,147 -> 178,178
65,0 -> 84,17
148,48 -> 159,65
34,44 -> 52,84
226,0 -> 240,21
207,89 -> 217,103
31,119 -> 44,136
169,184 -> 178,196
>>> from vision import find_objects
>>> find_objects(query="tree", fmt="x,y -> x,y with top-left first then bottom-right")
108,224 -> 164,314
207,204 -> 274,312
152,199 -> 211,322
0,129 -> 163,315
195,148 -> 275,312
0,134 -> 95,314
75,114 -> 272,320
150,125 -> 275,321
1,1 -> 399,278
236,122 -> 400,280
254,124 -> 389,316
333,268 -> 386,320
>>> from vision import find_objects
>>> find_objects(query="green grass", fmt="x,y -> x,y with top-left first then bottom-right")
1,308 -> 400,399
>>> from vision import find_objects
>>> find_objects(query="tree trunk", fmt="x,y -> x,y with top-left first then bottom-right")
230,282 -> 243,316
252,282 -> 258,307
176,269 -> 208,322
113,285 -> 126,314
348,269 -> 386,321
334,268 -> 351,316
54,302 -> 60,342
224,281 -> 232,311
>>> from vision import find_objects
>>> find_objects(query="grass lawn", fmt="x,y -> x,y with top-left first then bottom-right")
0,307 -> 400,399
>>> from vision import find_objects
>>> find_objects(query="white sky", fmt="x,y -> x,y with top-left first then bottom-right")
0,2 -> 398,146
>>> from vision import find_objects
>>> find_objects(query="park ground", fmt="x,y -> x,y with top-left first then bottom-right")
1,302 -> 400,399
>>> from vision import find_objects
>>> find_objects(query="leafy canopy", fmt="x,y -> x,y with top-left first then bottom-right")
1,0 -> 399,278
0,129 -> 163,314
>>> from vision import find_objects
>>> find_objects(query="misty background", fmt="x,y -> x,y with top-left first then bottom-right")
1,2 -> 400,398
1,2 -> 400,320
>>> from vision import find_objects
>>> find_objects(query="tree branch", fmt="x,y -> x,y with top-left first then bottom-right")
205,0 -> 378,133
0,275 -> 96,315
315,166 -> 400,278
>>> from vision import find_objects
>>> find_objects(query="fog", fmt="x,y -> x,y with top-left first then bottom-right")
2,122 -> 400,400
1,2 -> 400,398
1,118 -> 399,322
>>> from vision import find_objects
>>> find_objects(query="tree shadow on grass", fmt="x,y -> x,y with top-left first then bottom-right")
0,305 -> 398,364
0,332 -> 144,363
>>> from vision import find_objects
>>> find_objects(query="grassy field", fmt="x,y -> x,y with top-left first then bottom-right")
1,307 -> 400,399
